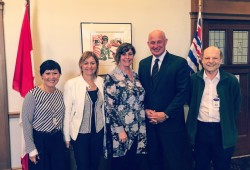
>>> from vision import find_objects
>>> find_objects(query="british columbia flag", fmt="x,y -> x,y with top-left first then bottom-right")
187,10 -> 202,73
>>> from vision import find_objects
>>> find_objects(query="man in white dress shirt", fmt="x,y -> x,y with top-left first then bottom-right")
186,46 -> 241,170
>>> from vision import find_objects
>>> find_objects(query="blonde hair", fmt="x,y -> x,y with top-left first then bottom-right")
79,51 -> 99,76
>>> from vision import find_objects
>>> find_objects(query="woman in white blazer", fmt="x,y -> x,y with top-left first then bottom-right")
63,51 -> 105,170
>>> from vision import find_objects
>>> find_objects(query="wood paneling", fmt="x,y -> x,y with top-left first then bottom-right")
190,0 -> 250,39
0,1 -> 11,169
9,112 -> 20,119
191,0 -> 250,22
192,0 -> 250,15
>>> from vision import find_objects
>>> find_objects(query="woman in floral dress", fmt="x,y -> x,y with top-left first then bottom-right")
104,43 -> 147,170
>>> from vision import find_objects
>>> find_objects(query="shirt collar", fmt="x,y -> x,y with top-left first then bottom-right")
203,69 -> 220,80
153,51 -> 167,62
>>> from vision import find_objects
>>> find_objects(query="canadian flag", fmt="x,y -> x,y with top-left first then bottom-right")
12,3 -> 34,170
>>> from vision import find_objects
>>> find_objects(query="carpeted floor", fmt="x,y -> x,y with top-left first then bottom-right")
205,156 -> 250,170
68,150 -> 250,170
66,146 -> 250,170
230,156 -> 250,170
15,155 -> 250,170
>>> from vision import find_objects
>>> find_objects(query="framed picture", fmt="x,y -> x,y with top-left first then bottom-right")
80,22 -> 132,75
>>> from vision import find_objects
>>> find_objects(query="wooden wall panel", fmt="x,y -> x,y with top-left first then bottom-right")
192,0 -> 250,14
190,0 -> 250,41
191,0 -> 250,20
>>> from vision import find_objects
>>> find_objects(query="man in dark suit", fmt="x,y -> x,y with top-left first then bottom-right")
138,30 -> 190,170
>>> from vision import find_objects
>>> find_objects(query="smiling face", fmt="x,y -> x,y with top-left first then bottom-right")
147,30 -> 168,57
202,46 -> 222,76
41,69 -> 60,90
80,56 -> 97,77
119,49 -> 134,69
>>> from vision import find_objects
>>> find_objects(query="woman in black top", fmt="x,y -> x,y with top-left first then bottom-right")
63,51 -> 105,170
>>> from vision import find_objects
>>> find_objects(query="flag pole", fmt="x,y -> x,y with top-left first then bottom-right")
13,1 -> 34,169
198,0 -> 202,15
26,0 -> 30,20
187,0 -> 203,73
198,0 -> 202,51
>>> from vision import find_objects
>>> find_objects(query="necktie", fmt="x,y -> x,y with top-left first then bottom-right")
152,58 -> 159,80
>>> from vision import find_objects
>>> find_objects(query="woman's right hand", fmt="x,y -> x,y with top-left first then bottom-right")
65,141 -> 70,148
118,130 -> 127,143
29,154 -> 39,164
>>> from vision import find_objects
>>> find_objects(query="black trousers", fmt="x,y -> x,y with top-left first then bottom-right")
194,121 -> 235,170
111,139 -> 143,170
147,124 -> 185,170
28,129 -> 66,170
72,129 -> 104,170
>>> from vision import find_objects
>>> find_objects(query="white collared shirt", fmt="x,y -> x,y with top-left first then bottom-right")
150,51 -> 166,75
198,70 -> 221,122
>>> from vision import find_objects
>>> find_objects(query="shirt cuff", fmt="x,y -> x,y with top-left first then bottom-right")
164,113 -> 169,120
115,126 -> 124,133
165,114 -> 169,119
29,149 -> 38,157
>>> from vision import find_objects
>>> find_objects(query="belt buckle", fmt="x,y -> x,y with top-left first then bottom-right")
50,129 -> 59,135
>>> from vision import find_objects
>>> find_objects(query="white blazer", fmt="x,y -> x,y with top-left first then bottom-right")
63,75 -> 105,141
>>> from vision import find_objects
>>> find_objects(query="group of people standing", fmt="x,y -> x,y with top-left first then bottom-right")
22,29 -> 241,170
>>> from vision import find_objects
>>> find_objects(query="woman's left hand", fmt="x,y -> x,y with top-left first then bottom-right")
118,130 -> 127,143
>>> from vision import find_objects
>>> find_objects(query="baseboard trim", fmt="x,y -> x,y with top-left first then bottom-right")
232,154 -> 250,159
11,167 -> 21,170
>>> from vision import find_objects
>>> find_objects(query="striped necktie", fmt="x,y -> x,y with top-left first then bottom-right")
152,58 -> 160,80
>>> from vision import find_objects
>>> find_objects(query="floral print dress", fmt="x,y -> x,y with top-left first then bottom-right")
104,66 -> 147,158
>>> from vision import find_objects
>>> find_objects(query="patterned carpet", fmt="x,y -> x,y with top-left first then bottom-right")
67,147 -> 250,170
14,155 -> 250,170
69,154 -> 250,170
230,156 -> 250,170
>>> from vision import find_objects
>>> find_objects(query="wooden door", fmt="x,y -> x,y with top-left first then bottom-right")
224,66 -> 250,156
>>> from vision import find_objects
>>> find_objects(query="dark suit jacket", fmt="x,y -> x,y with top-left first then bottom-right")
138,51 -> 190,132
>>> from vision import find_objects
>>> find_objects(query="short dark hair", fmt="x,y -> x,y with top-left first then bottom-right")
40,60 -> 61,75
115,43 -> 136,64
79,51 -> 99,76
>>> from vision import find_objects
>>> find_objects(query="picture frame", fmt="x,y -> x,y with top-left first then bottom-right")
80,22 -> 132,75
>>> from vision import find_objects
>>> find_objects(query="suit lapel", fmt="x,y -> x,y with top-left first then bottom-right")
145,56 -> 154,88
143,56 -> 152,86
152,52 -> 169,87
147,60 -> 152,78
77,76 -> 87,108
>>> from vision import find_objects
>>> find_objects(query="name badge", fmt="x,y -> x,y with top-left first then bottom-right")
213,98 -> 220,108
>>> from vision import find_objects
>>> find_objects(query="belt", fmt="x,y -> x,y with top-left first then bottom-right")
36,129 -> 61,135
197,120 -> 221,127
